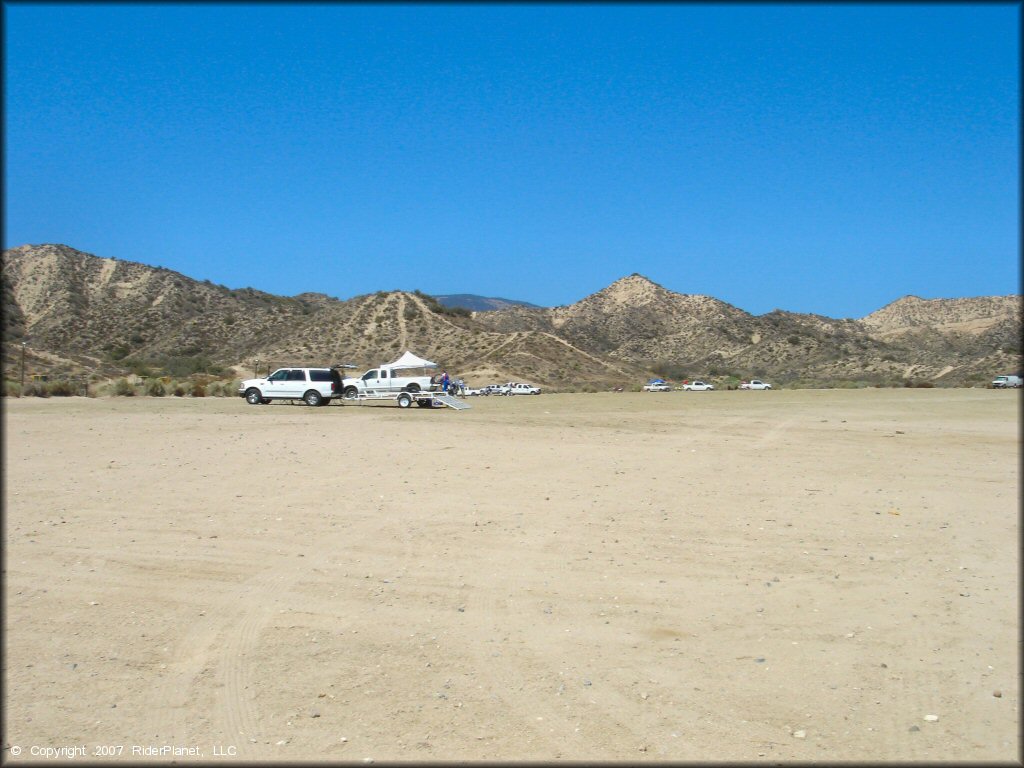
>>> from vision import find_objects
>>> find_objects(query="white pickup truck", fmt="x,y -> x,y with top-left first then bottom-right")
342,366 -> 436,398
740,379 -> 773,390
991,374 -> 1022,388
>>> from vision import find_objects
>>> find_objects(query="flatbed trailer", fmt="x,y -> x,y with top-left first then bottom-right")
346,390 -> 471,410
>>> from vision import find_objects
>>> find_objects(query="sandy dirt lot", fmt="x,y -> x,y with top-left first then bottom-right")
3,389 -> 1019,762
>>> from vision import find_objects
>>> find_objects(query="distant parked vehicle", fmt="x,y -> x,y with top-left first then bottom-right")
739,379 -> 773,390
682,380 -> 715,391
643,379 -> 671,392
505,382 -> 541,395
991,374 -> 1022,388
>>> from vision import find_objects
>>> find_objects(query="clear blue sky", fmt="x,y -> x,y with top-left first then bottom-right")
3,3 -> 1019,318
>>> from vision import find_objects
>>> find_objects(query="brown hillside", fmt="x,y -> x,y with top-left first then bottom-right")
2,244 -> 1020,388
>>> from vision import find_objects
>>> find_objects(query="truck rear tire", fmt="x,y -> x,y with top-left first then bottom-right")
404,383 -> 421,393
303,390 -> 323,407
343,386 -> 359,399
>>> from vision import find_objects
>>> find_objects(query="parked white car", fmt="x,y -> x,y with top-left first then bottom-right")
643,380 -> 671,392
740,379 -> 773,390
682,380 -> 715,391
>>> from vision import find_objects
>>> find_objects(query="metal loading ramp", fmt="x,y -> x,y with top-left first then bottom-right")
432,394 -> 471,410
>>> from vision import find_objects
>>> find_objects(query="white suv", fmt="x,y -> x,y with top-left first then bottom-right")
238,367 -> 343,406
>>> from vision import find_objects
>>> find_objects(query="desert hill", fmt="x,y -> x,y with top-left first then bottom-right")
2,244 -> 1020,389
434,294 -> 541,312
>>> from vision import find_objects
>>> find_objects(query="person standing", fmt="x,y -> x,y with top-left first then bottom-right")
441,370 -> 450,393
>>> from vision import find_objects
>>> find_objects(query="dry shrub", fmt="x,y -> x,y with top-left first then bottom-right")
113,378 -> 136,396
46,380 -> 77,396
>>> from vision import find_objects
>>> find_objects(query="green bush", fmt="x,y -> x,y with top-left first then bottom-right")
113,378 -> 136,396
190,382 -> 206,397
173,384 -> 186,397
46,380 -> 77,396
25,382 -> 51,398
146,379 -> 167,397
206,380 -> 239,397
4,381 -> 21,397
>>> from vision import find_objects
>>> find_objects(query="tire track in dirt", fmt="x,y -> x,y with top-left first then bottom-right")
142,553 -> 332,751
214,570 -> 287,756
752,417 -> 797,449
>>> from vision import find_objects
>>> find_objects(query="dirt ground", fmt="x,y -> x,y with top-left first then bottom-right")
2,389 -> 1019,763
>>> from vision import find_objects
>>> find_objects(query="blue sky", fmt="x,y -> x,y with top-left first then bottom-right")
3,3 -> 1019,318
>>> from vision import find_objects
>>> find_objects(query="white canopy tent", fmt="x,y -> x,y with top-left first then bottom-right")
385,350 -> 439,370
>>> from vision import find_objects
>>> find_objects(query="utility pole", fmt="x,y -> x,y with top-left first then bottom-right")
20,342 -> 26,391
254,358 -> 259,378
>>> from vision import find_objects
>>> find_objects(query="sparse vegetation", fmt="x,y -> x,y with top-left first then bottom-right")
46,380 -> 78,396
414,290 -> 472,318
2,245 -> 1020,391
113,378 -> 136,396
650,361 -> 688,380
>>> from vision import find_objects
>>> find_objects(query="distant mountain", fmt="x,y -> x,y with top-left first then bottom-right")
470,273 -> 1022,386
433,294 -> 542,311
2,244 -> 1020,389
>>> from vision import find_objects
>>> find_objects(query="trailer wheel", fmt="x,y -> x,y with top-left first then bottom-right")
416,399 -> 431,408
245,388 -> 263,405
397,392 -> 413,408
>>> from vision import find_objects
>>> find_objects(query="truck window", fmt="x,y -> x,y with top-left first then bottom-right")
363,370 -> 378,381
268,370 -> 288,381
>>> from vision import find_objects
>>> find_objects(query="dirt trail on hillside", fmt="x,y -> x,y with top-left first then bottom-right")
3,390 -> 1019,762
